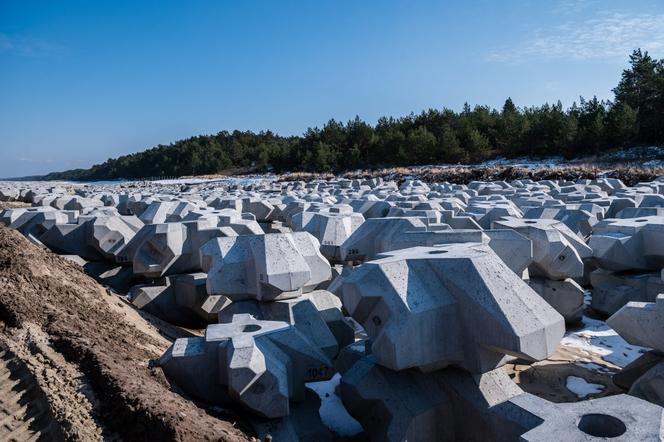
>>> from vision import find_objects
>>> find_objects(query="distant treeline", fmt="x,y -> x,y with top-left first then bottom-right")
41,50 -> 664,181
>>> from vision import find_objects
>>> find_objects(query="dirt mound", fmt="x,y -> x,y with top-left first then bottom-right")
0,225 -> 251,441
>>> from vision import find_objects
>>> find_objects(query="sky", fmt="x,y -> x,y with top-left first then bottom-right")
1,0 -> 664,178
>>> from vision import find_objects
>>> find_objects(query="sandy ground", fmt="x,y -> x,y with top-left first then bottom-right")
0,224 -> 252,441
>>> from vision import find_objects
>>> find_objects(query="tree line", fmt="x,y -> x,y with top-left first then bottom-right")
41,50 -> 664,181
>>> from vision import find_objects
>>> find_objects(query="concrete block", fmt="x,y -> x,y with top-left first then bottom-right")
590,269 -> 664,316
130,273 -> 230,326
120,219 -> 234,277
201,232 -> 332,301
528,277 -> 584,323
492,217 -> 591,280
159,314 -> 334,418
340,354 -> 664,442
341,244 -> 564,373
218,290 -> 354,359
292,208 -> 365,262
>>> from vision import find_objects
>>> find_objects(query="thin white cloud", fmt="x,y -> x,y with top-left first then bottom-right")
553,0 -> 596,14
487,12 -> 664,62
0,32 -> 66,57
17,156 -> 55,164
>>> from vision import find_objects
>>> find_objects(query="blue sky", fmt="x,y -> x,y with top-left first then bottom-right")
1,0 -> 663,177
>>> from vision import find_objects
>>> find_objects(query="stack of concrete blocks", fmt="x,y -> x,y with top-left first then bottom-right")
291,204 -> 365,263
608,295 -> 664,407
160,232 -> 354,418
334,244 -> 664,440
493,217 -> 591,322
589,216 -> 664,315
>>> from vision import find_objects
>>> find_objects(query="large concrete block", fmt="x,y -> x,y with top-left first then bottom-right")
201,232 -> 332,301
607,294 -> 664,353
341,244 -> 564,373
340,353 -> 664,442
590,269 -> 664,316
492,217 -> 591,280
589,216 -> 664,272
369,228 -> 533,276
159,314 -> 334,418
119,219 -> 235,277
340,217 -> 428,262
218,290 -> 354,359
292,208 -> 365,262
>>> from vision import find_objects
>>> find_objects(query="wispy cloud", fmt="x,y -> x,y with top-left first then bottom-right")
487,12 -> 664,62
552,0 -> 597,14
0,32 -> 67,57
17,156 -> 55,164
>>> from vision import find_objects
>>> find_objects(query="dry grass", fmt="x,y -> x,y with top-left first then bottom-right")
278,164 -> 664,186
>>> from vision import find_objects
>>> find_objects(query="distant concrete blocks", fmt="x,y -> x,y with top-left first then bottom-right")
201,232 -> 332,301
340,244 -> 564,373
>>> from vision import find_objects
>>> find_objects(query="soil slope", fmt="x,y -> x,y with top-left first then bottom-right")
0,225 -> 251,441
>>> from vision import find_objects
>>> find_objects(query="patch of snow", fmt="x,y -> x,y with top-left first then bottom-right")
306,374 -> 363,437
561,315 -> 646,368
480,156 -> 565,169
566,376 -> 605,398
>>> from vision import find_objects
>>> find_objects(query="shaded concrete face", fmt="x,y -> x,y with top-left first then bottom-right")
590,216 -> 664,272
340,354 -> 664,442
341,244 -> 564,373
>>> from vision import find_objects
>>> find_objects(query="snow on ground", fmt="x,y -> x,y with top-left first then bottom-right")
565,376 -> 605,398
306,373 -> 363,437
148,175 -> 277,186
480,156 -> 565,169
561,315 -> 646,369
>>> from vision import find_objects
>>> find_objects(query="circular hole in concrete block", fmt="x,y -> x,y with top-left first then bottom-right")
523,220 -> 538,224
372,316 -> 382,326
242,324 -> 262,333
577,414 -> 626,438
635,219 -> 648,222
558,255 -> 566,261
429,250 -> 448,255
